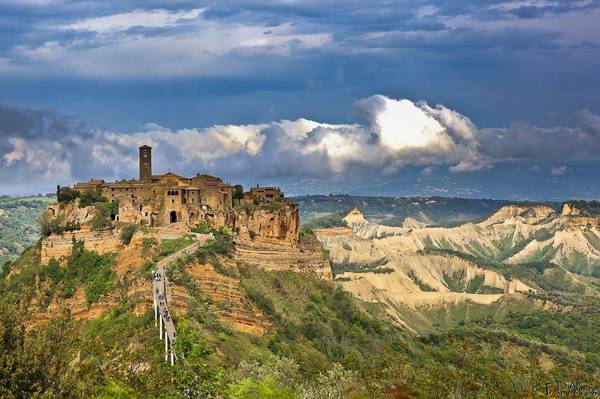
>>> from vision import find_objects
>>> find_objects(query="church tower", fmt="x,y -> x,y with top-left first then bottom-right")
139,145 -> 152,180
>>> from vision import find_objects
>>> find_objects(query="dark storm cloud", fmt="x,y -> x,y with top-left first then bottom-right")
2,0 -> 597,79
0,0 -> 600,197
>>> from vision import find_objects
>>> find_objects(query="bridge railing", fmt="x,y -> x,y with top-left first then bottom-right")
152,240 -> 202,365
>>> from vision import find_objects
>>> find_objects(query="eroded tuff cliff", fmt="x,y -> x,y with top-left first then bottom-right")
41,227 -> 122,264
235,238 -> 332,280
229,205 -> 300,245
171,261 -> 272,335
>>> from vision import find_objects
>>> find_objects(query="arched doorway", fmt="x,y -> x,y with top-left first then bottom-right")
170,211 -> 177,223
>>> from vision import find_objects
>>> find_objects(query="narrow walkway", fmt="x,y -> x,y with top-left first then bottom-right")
152,240 -> 202,365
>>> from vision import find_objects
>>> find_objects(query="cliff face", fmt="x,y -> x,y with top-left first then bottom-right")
46,202 -> 95,225
41,227 -> 121,264
235,238 -> 332,280
170,261 -> 272,335
230,205 -> 300,245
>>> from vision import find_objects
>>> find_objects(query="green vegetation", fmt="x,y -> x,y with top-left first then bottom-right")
420,248 -> 589,294
1,237 -> 600,397
299,227 -> 318,244
78,189 -> 106,207
2,193 -> 600,397
1,239 -> 115,305
294,194 -> 547,226
191,218 -> 211,234
56,186 -> 80,204
302,211 -> 347,230
569,200 -> 600,216
194,227 -> 236,264
38,212 -> 80,236
406,270 -> 435,291
44,239 -> 115,303
90,201 -> 119,230
119,223 -> 138,245
155,237 -> 195,261
233,184 -> 244,200
0,195 -> 55,266
332,257 -> 388,275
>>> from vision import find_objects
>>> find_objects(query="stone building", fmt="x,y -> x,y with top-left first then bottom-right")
242,186 -> 285,205
72,145 -> 282,229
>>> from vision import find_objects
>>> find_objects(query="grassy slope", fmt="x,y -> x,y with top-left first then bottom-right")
2,225 -> 600,397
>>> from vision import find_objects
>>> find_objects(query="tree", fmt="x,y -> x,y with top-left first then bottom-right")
79,190 -> 106,208
233,184 -> 245,200
57,187 -> 80,203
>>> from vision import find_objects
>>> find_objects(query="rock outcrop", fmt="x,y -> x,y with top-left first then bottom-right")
230,205 -> 300,245
171,261 -> 272,335
343,207 -> 366,226
41,227 -> 121,264
235,238 -> 332,280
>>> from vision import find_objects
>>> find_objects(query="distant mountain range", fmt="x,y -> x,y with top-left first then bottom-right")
292,194 -> 559,226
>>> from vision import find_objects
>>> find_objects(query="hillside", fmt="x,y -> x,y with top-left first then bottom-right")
0,195 -> 55,267
315,205 -> 600,332
1,199 -> 600,397
292,194 -> 557,227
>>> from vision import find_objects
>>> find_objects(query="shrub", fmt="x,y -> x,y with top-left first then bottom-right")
191,219 -> 211,234
299,228 -> 318,244
38,213 -> 80,236
57,187 -> 80,203
78,190 -> 106,208
120,223 -> 138,245
90,202 -> 118,230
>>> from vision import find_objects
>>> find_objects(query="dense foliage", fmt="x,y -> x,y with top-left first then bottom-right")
44,239 -> 116,303
57,186 -> 80,204
78,190 -> 107,208
120,223 -> 138,245
90,201 -> 118,230
302,212 -> 348,230
0,195 -> 54,266
1,193 -> 599,397
1,242 -> 600,397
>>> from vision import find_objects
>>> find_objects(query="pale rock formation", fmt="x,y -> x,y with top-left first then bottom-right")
343,207 -> 366,226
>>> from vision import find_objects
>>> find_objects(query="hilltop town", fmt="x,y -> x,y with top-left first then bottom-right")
68,145 -> 291,236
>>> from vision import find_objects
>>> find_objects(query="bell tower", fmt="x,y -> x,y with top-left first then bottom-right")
139,145 -> 152,180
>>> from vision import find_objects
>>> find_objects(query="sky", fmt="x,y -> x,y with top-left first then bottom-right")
1,0 -> 600,199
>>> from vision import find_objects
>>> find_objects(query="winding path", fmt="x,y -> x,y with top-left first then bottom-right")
152,240 -> 202,365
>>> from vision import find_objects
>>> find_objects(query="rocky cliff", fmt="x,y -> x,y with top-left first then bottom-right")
230,205 -> 300,245
171,261 -> 272,335
41,227 -> 122,264
235,238 -> 332,280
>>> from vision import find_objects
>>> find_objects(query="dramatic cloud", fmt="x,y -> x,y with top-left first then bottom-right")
2,95 -> 600,195
0,0 -> 598,79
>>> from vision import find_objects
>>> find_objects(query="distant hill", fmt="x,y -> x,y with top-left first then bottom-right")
292,194 -> 559,226
0,195 -> 55,267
